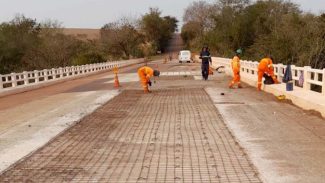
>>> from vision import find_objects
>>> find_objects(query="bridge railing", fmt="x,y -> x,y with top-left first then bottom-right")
0,59 -> 143,90
195,56 -> 325,95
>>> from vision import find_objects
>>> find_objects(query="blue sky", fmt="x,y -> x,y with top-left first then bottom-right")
0,0 -> 324,28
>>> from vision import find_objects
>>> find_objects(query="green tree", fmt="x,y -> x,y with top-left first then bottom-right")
140,8 -> 178,53
101,17 -> 144,59
181,21 -> 201,49
182,0 -> 325,68
0,15 -> 40,74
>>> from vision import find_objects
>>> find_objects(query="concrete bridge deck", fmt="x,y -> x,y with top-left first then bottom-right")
0,60 -> 325,183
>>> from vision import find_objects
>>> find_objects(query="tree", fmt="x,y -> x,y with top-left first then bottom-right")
140,8 -> 178,53
183,1 -> 216,34
0,15 -> 40,73
182,0 -> 325,68
101,17 -> 144,59
181,22 -> 201,48
0,16 -> 107,73
21,20 -> 92,70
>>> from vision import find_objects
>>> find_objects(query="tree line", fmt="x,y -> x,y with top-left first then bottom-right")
0,8 -> 178,74
181,0 -> 325,69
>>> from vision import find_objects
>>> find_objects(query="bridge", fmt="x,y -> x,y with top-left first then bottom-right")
0,41 -> 325,182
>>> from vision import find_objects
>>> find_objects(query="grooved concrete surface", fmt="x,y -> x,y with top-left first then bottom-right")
0,89 -> 261,183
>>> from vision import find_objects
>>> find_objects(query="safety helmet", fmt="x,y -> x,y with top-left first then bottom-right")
153,70 -> 160,77
236,49 -> 242,54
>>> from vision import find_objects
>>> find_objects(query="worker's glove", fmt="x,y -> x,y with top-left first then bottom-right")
148,80 -> 152,86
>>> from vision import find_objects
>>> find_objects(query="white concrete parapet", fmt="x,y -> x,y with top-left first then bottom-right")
0,59 -> 144,95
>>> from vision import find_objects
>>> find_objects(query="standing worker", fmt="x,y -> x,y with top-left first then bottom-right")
137,66 -> 160,93
199,46 -> 212,80
229,49 -> 243,89
257,56 -> 279,91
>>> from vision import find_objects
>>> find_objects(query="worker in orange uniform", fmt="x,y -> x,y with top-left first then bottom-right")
257,56 -> 279,91
137,66 -> 160,93
229,49 -> 243,89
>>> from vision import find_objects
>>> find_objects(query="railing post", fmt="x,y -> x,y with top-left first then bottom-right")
82,65 -> 86,74
0,75 -> 3,89
87,65 -> 90,73
59,67 -> 64,78
322,69 -> 325,95
44,69 -> 48,81
291,65 -> 296,75
23,71 -> 29,85
52,68 -> 56,79
276,64 -> 283,82
303,66 -> 311,91
75,66 -> 79,75
71,67 -> 74,76
11,73 -> 17,87
34,70 -> 39,83
77,66 -> 80,75
80,66 -> 83,74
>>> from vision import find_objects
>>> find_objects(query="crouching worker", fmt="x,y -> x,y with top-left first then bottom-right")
137,66 -> 160,93
257,56 -> 280,91
229,49 -> 243,89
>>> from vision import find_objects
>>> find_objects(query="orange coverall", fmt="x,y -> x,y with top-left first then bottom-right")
257,58 -> 279,90
229,56 -> 241,88
138,66 -> 154,93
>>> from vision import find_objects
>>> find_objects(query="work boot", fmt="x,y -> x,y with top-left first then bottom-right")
204,75 -> 208,80
238,84 -> 243,88
144,87 -> 150,93
257,83 -> 262,91
257,86 -> 262,91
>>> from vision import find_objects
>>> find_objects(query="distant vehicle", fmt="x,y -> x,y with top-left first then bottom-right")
178,50 -> 192,63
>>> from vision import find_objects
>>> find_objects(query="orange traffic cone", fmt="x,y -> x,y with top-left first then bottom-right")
114,74 -> 120,88
113,66 -> 120,88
